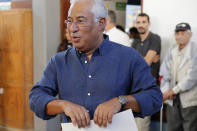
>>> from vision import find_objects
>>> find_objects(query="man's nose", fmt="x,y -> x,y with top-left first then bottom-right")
176,34 -> 183,39
69,22 -> 79,33
139,23 -> 143,26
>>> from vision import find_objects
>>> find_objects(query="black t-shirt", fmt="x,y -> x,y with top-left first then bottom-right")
132,32 -> 161,81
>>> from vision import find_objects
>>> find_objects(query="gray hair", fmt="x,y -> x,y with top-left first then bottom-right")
108,10 -> 116,24
69,0 -> 108,22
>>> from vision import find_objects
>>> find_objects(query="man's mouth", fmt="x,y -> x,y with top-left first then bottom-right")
139,27 -> 144,30
71,36 -> 80,42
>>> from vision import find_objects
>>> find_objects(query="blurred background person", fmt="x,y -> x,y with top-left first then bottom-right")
105,10 -> 131,47
160,22 -> 197,131
57,27 -> 72,52
132,13 -> 161,84
132,13 -> 161,131
129,27 -> 140,46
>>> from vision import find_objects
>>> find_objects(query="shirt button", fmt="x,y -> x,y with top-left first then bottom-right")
88,75 -> 92,78
88,93 -> 91,96
85,60 -> 88,64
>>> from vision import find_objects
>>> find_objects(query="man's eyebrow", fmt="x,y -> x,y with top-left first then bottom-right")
67,16 -> 87,19
77,16 -> 87,19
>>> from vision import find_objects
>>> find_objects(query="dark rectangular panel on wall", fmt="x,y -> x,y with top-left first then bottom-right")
127,0 -> 141,5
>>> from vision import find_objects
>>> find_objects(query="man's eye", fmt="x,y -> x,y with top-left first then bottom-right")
66,19 -> 72,23
78,19 -> 85,23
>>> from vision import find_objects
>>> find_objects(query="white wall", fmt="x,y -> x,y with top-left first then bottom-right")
33,0 -> 60,130
143,0 -> 197,60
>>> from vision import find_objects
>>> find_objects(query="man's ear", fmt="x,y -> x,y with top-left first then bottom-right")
189,32 -> 192,39
148,21 -> 151,27
98,17 -> 106,31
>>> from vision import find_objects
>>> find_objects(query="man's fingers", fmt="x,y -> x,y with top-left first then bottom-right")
94,109 -> 98,124
84,110 -> 90,126
107,111 -> 113,124
79,108 -> 90,127
69,111 -> 77,127
102,112 -> 108,127
97,109 -> 103,127
75,111 -> 82,128
79,110 -> 86,128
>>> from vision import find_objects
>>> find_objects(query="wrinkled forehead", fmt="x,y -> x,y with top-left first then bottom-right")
68,0 -> 94,18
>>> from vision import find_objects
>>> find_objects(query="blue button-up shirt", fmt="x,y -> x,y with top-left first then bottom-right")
29,36 -> 162,122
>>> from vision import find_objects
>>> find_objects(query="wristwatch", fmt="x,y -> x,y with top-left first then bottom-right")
118,95 -> 127,106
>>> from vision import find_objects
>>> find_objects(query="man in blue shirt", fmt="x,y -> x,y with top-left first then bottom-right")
29,0 -> 162,128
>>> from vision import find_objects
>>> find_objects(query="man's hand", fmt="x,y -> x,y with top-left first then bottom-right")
144,50 -> 158,65
152,55 -> 160,63
46,100 -> 90,128
163,89 -> 176,101
93,97 -> 121,127
63,101 -> 90,128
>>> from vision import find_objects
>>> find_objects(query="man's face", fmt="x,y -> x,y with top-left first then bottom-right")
67,1 -> 102,52
135,16 -> 150,34
175,30 -> 192,47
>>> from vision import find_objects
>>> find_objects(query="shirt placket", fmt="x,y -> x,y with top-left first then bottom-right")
175,52 -> 183,83
80,54 -> 94,117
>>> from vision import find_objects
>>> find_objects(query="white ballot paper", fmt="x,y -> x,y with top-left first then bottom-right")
61,109 -> 138,131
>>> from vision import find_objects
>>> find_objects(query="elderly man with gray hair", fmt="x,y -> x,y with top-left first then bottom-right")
29,0 -> 162,129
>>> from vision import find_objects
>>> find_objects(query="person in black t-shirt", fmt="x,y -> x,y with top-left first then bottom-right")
132,13 -> 161,131
132,13 -> 161,83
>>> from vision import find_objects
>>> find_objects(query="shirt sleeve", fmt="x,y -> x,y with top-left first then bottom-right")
159,48 -> 173,93
29,55 -> 58,120
149,34 -> 161,54
130,52 -> 163,117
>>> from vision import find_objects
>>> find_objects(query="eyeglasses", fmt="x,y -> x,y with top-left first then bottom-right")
65,17 -> 89,27
65,17 -> 100,27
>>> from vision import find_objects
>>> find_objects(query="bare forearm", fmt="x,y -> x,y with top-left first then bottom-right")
144,56 -> 152,65
144,50 -> 158,66
46,99 -> 68,115
123,95 -> 140,113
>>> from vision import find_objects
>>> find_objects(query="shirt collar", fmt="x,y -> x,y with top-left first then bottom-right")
75,34 -> 110,58
141,32 -> 152,43
75,49 -> 84,58
98,34 -> 110,56
104,27 -> 116,34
